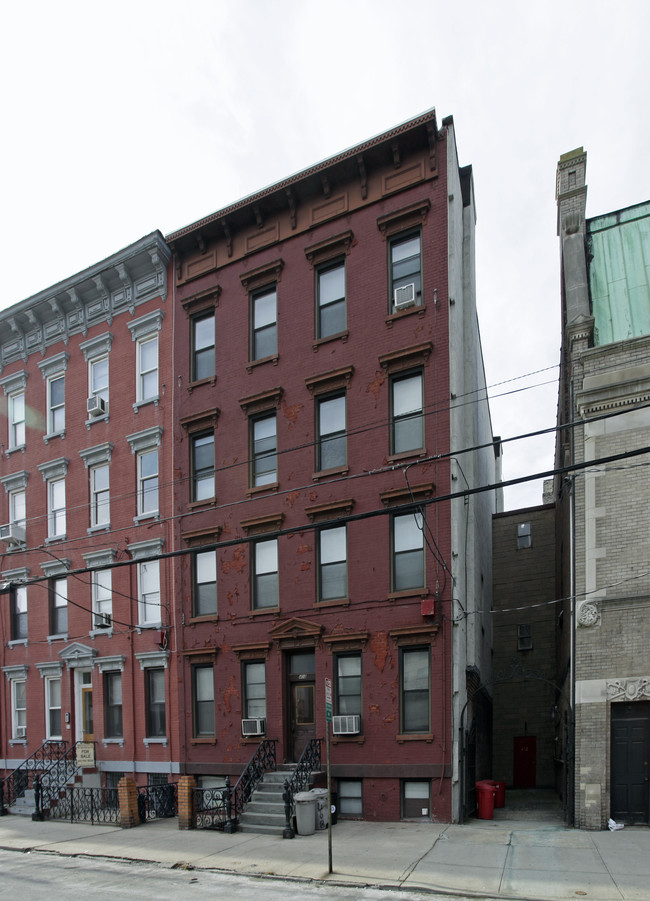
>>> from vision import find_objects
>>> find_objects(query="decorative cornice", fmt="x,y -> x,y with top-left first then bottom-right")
607,677 -> 650,702
0,232 -> 170,373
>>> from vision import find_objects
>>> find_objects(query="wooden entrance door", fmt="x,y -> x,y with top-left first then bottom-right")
513,736 -> 536,788
611,702 -> 650,824
287,650 -> 315,761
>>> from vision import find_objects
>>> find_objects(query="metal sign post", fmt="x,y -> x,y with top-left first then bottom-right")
324,677 -> 333,874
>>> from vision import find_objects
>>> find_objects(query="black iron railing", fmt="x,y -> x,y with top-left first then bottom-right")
137,782 -> 178,821
195,778 -> 232,830
231,738 -> 277,821
41,782 -> 120,825
282,738 -> 322,839
0,740 -> 68,814
194,738 -> 277,832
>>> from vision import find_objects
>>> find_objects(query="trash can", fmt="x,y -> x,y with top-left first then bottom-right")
295,791 -> 316,835
492,780 -> 506,808
330,791 -> 338,825
311,788 -> 328,830
475,781 -> 495,820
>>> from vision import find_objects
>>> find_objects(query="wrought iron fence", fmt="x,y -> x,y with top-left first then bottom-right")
40,782 -> 120,825
195,779 -> 232,830
137,782 -> 178,821
231,738 -> 277,820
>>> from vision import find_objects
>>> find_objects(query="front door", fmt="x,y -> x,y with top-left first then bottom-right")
513,736 -> 536,788
287,650 -> 315,761
611,702 -> 650,824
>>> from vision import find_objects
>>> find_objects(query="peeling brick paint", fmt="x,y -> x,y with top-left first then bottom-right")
370,632 -> 389,671
282,398 -> 304,426
365,371 -> 386,403
222,545 -> 246,574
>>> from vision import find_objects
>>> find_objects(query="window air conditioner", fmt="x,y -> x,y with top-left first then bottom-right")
96,613 -> 112,629
0,522 -> 26,547
394,283 -> 416,309
332,714 -> 361,735
241,717 -> 266,736
87,395 -> 106,417
16,725 -> 26,738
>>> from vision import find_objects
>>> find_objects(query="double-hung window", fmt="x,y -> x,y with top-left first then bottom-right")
192,313 -> 215,381
335,653 -> 361,718
317,260 -> 346,339
48,478 -> 66,539
193,550 -> 217,617
45,676 -> 62,739
80,333 -> 113,420
90,464 -> 110,527
251,414 -> 277,487
192,432 -> 214,501
138,559 -> 161,626
92,569 -> 112,629
49,577 -> 68,636
137,335 -> 158,403
400,646 -> 430,734
90,355 -> 109,405
12,679 -> 26,739
251,287 -> 277,360
389,231 -> 422,311
318,525 -> 347,601
47,375 -> 65,435
317,393 -> 346,472
127,310 -> 163,407
0,370 -> 28,451
146,668 -> 166,738
104,672 -> 123,738
392,511 -> 425,592
138,450 -> 159,515
9,392 -> 25,449
390,372 -> 424,454
192,665 -> 215,737
243,661 -> 266,719
252,538 -> 278,609
9,488 -> 26,531
11,585 -> 27,641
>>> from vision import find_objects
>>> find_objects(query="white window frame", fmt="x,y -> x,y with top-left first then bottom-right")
9,488 -> 26,528
136,334 -> 159,403
45,674 -> 62,740
49,576 -> 68,638
92,568 -> 113,630
126,427 -> 163,522
138,559 -> 161,627
8,391 -> 25,450
47,374 -> 66,436
252,538 -> 279,609
138,449 -> 159,516
12,678 -> 27,740
48,477 -> 66,539
90,463 -> 110,528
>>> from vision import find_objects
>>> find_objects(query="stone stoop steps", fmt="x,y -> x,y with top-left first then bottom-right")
8,765 -> 94,817
238,766 -> 323,836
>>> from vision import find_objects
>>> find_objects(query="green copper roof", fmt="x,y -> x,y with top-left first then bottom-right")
588,201 -> 650,345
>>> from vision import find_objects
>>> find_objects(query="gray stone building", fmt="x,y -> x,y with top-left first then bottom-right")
555,149 -> 650,829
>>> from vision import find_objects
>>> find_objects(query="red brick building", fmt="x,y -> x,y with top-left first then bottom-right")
168,110 -> 497,822
0,232 -> 178,794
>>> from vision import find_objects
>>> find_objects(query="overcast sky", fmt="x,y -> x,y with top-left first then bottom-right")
2,0 -> 648,510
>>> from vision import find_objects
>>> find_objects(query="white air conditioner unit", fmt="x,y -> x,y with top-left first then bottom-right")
332,715 -> 361,735
394,283 -> 416,309
87,395 -> 106,417
15,725 -> 26,738
241,717 -> 266,736
0,522 -> 26,547
95,613 -> 112,629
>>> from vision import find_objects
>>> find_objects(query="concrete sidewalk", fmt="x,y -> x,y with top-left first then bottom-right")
0,812 -> 649,900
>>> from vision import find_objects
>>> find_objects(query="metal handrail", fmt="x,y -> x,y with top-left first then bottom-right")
231,738 -> 277,824
35,742 -> 93,818
0,740 -> 68,814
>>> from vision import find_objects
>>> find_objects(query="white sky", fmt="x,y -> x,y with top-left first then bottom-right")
2,0 -> 648,510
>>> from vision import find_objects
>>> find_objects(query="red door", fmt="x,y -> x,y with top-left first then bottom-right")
513,736 -> 536,788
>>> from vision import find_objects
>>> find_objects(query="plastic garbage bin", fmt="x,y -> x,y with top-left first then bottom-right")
492,780 -> 506,808
311,788 -> 328,829
475,781 -> 495,820
295,791 -> 316,835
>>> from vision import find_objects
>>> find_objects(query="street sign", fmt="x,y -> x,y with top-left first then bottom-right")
325,677 -> 332,722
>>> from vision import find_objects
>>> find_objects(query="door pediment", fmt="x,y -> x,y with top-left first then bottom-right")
59,642 -> 97,669
270,617 -> 322,648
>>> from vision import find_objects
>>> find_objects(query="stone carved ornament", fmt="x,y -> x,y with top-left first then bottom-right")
607,678 -> 650,702
577,601 -> 600,627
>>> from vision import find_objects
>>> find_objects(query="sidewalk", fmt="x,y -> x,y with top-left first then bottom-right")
1,811 -> 649,900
